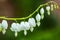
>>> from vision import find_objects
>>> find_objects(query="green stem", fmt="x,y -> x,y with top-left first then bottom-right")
0,1 -> 58,21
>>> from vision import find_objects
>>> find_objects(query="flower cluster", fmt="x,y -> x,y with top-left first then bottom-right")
0,2 -> 59,37
10,4 -> 59,37
10,17 -> 41,37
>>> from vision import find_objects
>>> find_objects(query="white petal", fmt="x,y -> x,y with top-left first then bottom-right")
37,22 -> 40,27
2,20 -> 8,29
46,6 -> 50,11
28,18 -> 36,27
2,29 -> 6,35
40,8 -> 44,15
15,32 -> 18,37
24,30 -> 27,36
36,13 -> 41,22
30,27 -> 34,32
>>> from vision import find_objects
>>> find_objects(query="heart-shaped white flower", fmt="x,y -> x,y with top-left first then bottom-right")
46,6 -> 50,11
20,21 -> 30,30
28,18 -> 36,32
1,20 -> 8,34
10,23 -> 20,37
19,21 -> 30,36
40,8 -> 44,19
2,20 -> 8,29
36,13 -> 41,27
28,18 -> 36,27
10,23 -> 20,32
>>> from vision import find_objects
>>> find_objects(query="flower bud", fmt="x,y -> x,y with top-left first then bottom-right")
36,13 -> 41,22
40,8 -> 44,15
51,4 -> 53,11
46,6 -> 50,15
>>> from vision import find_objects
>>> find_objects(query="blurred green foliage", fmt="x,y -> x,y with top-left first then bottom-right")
12,0 -> 46,17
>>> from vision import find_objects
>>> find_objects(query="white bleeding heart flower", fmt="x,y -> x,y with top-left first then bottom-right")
46,6 -> 50,15
36,13 -> 41,22
36,13 -> 41,27
37,22 -> 40,27
2,20 -> 8,29
20,21 -> 30,36
28,18 -> 36,32
51,4 -> 53,11
10,23 -> 16,31
20,21 -> 30,30
28,18 -> 36,27
46,6 -> 50,11
10,23 -> 20,37
10,23 -> 19,32
1,20 -> 8,34
40,8 -> 44,15
40,8 -> 44,19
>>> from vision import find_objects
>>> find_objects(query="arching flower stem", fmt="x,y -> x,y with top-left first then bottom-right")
0,1 -> 58,21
